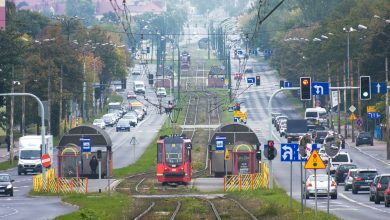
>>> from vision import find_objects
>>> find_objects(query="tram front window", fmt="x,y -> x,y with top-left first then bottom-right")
165,143 -> 182,167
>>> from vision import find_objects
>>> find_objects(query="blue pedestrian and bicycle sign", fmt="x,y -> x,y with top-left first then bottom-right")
311,82 -> 329,95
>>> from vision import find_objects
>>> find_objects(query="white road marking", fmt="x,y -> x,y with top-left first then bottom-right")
339,193 -> 390,214
347,143 -> 390,166
0,206 -> 18,218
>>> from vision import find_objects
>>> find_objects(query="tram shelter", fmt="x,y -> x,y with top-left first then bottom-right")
57,125 -> 112,178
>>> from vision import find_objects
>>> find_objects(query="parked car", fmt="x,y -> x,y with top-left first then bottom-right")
370,174 -> 390,204
92,119 -> 105,129
116,119 -> 131,132
356,132 -> 374,146
351,169 -> 378,194
329,152 -> 353,175
156,87 -> 167,97
304,174 -> 337,199
384,183 -> 390,207
344,168 -> 359,191
0,174 -> 14,197
335,163 -> 357,184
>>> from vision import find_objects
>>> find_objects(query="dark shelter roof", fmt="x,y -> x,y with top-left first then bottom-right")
58,125 -> 112,148
210,123 -> 260,146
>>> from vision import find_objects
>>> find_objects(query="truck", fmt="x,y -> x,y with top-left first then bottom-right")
18,135 -> 53,175
285,119 -> 308,143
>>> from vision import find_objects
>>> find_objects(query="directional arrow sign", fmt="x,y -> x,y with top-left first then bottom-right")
280,144 -> 300,162
284,81 -> 292,88
247,77 -> 255,85
371,82 -> 387,94
311,82 -> 329,95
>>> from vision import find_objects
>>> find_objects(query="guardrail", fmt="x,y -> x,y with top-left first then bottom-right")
32,168 -> 88,194
224,163 -> 269,192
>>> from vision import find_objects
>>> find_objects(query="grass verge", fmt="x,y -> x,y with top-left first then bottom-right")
230,187 -> 339,220
0,160 -> 17,171
55,192 -> 132,220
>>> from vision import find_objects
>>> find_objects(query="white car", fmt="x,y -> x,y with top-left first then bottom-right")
102,113 -> 116,127
92,119 -> 105,129
304,174 -> 337,199
329,151 -> 353,174
156,87 -> 167,97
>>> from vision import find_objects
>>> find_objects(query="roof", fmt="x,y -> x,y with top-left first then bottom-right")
58,125 -> 112,148
210,123 -> 260,146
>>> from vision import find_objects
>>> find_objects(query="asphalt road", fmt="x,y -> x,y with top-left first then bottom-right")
234,56 -> 390,219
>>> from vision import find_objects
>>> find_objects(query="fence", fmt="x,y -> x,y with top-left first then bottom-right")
32,168 -> 88,194
224,162 -> 269,192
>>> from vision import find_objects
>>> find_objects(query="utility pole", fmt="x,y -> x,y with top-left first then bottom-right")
386,56 -> 390,160
177,46 -> 181,102
48,64 -> 51,134
228,51 -> 232,102
59,65 -> 63,133
208,24 -> 210,60
82,59 -> 86,122
351,61 -> 355,142
343,66 -> 347,138
21,69 -> 26,136
10,65 -> 15,164
337,75 -> 341,134
358,60 -> 361,119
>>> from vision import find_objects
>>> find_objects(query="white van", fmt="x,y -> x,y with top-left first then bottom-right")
305,107 -> 327,124
133,81 -> 145,94
18,135 -> 53,175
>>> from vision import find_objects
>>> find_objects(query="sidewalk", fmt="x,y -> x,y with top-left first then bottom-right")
87,178 -> 122,193
0,146 -> 18,163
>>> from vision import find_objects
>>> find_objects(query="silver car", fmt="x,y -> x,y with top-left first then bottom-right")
304,174 -> 337,199
92,119 -> 105,129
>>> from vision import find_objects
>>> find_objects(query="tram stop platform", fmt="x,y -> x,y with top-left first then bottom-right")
192,178 -> 224,192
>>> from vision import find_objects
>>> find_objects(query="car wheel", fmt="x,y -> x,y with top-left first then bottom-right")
305,193 -> 310,199
344,185 -> 349,191
10,190 -> 13,197
18,172 -> 21,176
356,143 -> 359,147
385,198 -> 389,207
352,188 -> 358,194
280,133 -> 282,137
331,194 -> 337,199
375,194 -> 381,204
371,142 -> 374,146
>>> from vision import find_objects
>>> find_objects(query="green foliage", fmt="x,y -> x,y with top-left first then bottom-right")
0,160 -> 18,171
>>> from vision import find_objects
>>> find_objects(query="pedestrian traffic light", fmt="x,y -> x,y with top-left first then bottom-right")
146,47 -> 150,53
256,75 -> 261,86
300,77 -> 312,100
267,140 -> 276,160
97,150 -> 102,159
148,74 -> 154,85
280,80 -> 285,88
121,79 -> 126,89
360,76 -> 371,100
256,144 -> 262,160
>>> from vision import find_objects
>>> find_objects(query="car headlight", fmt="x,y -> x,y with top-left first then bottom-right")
7,184 -> 12,189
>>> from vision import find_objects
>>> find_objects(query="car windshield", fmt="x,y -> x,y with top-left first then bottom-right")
357,171 -> 378,178
339,164 -> 357,171
117,120 -> 129,126
0,175 -> 10,182
333,154 -> 349,162
317,132 -> 328,137
306,112 -> 318,117
309,175 -> 330,182
359,133 -> 371,137
380,176 -> 390,184
20,150 -> 41,159
165,142 -> 182,166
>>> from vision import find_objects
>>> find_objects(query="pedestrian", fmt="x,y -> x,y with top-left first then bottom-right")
5,135 -> 10,152
89,155 -> 98,176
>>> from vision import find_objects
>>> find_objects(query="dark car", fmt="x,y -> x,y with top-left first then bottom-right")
384,183 -> 390,207
351,169 -> 378,194
314,131 -> 328,144
0,174 -> 14,197
335,163 -> 357,184
116,119 -> 131,132
356,132 -> 373,146
370,174 -> 390,204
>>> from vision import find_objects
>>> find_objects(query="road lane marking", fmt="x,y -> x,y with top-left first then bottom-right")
347,143 -> 390,166
339,193 -> 390,214
0,206 -> 18,218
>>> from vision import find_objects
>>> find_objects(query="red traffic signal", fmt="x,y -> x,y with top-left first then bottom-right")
267,140 -> 274,148
300,77 -> 311,100
256,75 -> 261,86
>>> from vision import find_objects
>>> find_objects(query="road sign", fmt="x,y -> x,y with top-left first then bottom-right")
233,117 -> 240,122
367,106 -> 376,113
80,138 -> 91,153
311,82 -> 329,95
304,150 -> 326,169
281,144 -> 300,162
371,82 -> 387,94
356,118 -> 363,127
215,136 -> 226,151
331,91 -> 339,108
41,154 -> 51,168
246,77 -> 255,85
368,112 -> 381,119
225,150 -> 230,160
349,112 -> 357,121
349,105 -> 356,113
284,81 -> 292,88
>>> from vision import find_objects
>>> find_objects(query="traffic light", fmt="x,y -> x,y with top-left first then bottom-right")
267,140 -> 276,160
94,87 -> 101,99
121,79 -> 127,89
146,47 -> 150,53
256,75 -> 261,86
256,144 -> 262,160
300,77 -> 312,100
97,150 -> 102,159
148,74 -> 154,85
280,80 -> 285,88
360,76 -> 371,100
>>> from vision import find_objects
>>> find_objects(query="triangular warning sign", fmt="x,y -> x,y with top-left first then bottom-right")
304,149 -> 326,169
225,150 -> 230,160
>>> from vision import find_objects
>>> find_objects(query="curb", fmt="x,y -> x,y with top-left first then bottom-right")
61,201 -> 80,209
346,141 -> 390,166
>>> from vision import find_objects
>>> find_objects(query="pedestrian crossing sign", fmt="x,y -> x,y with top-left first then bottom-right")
304,150 -> 326,169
